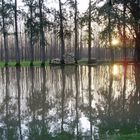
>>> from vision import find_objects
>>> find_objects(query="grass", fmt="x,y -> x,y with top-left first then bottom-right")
0,61 -> 50,67
78,58 -> 88,64
0,59 -> 131,67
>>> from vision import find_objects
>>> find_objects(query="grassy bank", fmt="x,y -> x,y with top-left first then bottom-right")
0,59 -> 135,67
0,61 -> 50,67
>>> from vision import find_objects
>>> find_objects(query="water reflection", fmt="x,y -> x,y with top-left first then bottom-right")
0,64 -> 139,139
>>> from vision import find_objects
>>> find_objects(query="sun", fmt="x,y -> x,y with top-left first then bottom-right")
112,39 -> 119,46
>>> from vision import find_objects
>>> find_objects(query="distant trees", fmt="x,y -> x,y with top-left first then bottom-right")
0,0 -> 140,63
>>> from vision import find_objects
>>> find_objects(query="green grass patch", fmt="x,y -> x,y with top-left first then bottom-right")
0,61 -> 50,67
78,58 -> 88,64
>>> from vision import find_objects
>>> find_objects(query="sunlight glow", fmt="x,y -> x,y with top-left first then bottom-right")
112,39 -> 119,46
112,65 -> 119,76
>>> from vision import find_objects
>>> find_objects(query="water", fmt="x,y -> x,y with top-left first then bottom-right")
0,64 -> 139,140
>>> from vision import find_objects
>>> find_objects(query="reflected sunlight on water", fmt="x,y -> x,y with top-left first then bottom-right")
112,64 -> 119,76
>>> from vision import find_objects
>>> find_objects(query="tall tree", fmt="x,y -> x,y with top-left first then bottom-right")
108,0 -> 114,61
23,0 -> 36,65
74,0 -> 78,63
123,0 -> 126,61
39,0 -> 46,66
14,0 -> 20,66
29,1 -> 34,66
59,0 -> 65,64
2,0 -> 9,66
88,0 -> 92,63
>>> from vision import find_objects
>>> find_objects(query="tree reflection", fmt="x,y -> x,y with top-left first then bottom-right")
16,67 -> 23,140
75,66 -> 79,140
27,67 -> 51,139
96,63 -> 140,135
129,64 -> 140,132
61,66 -> 65,132
0,65 -> 140,139
0,68 -> 19,140
88,66 -> 93,140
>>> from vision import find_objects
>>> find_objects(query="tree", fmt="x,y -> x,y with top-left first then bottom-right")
2,0 -> 8,66
74,0 -> 78,63
14,0 -> 20,66
39,0 -> 46,66
0,0 -> 14,65
94,0 -> 140,61
23,0 -> 35,66
88,0 -> 92,63
59,0 -> 65,64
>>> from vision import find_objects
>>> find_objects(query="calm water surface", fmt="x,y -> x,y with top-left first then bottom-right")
0,64 -> 140,140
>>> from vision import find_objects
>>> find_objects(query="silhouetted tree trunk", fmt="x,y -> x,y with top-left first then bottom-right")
29,3 -> 34,66
1,35 -> 4,61
108,0 -> 114,61
123,0 -> 126,60
15,0 -> 20,66
79,25 -> 83,59
2,0 -> 9,66
39,0 -> 46,66
88,0 -> 92,64
74,0 -> 78,63
59,0 -> 65,64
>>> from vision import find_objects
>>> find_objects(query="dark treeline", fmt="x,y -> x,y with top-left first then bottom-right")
0,0 -> 140,65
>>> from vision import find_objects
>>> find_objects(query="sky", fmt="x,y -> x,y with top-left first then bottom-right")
78,0 -> 89,12
17,0 -> 89,13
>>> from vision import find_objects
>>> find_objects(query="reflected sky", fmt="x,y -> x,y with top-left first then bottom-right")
0,64 -> 139,139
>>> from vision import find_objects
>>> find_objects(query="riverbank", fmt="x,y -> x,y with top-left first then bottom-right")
0,58 -> 137,67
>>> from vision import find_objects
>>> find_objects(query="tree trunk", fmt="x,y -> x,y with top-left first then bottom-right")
123,0 -> 126,61
29,4 -> 34,66
15,0 -> 20,66
2,0 -> 9,66
74,0 -> 78,63
108,1 -> 114,61
59,0 -> 65,64
135,33 -> 140,61
88,0 -> 92,63
39,0 -> 46,66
